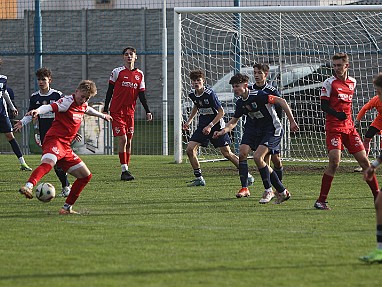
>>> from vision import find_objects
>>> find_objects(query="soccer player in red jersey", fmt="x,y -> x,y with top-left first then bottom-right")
19,80 -> 112,214
360,73 -> 382,263
103,46 -> 153,181
314,53 -> 379,210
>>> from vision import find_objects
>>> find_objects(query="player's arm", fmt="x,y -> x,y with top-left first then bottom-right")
14,96 -> 36,131
3,89 -> 18,116
202,106 -> 224,135
138,91 -> 153,121
183,105 -> 198,130
103,82 -> 114,113
271,96 -> 299,132
321,99 -> 347,120
26,104 -> 53,118
213,116 -> 240,139
355,97 -> 376,128
85,106 -> 112,122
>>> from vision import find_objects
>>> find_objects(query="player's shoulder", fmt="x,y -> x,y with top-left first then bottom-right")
112,66 -> 125,74
263,84 -> 279,93
0,74 -> 7,80
48,88 -> 63,96
135,68 -> 145,75
348,76 -> 357,84
204,86 -> 215,96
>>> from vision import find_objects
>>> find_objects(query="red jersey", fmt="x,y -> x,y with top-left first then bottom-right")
108,66 -> 145,115
320,75 -> 356,133
44,95 -> 88,145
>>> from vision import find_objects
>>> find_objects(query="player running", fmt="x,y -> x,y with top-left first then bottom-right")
19,80 -> 112,215
213,73 -> 299,203
183,69 -> 254,187
14,67 -> 72,197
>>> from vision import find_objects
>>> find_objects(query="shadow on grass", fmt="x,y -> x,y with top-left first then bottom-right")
0,261 -> 377,281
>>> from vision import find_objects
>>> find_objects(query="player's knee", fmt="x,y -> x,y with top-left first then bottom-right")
79,173 -> 92,184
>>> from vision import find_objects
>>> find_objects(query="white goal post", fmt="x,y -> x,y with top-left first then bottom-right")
174,5 -> 382,164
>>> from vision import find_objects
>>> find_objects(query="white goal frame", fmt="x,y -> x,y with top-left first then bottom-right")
174,5 -> 382,164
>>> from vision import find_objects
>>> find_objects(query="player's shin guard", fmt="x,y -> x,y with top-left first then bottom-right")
366,173 -> 379,201
28,163 -> 53,186
65,174 -> 92,205
239,160 -> 249,187
258,166 -> 272,189
119,152 -> 127,165
270,171 -> 285,193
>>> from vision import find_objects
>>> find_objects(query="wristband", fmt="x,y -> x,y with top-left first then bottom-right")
208,122 -> 214,128
371,159 -> 380,168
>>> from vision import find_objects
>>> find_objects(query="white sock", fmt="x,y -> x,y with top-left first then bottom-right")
121,164 -> 128,172
26,182 -> 33,189
19,157 -> 26,165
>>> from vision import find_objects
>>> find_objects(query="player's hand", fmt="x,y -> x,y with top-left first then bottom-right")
182,122 -> 190,131
202,126 -> 211,135
335,111 -> 347,121
74,133 -> 82,142
364,166 -> 376,181
104,114 -> 113,122
26,109 -> 39,118
146,113 -> 153,121
354,120 -> 360,128
13,121 -> 23,132
290,121 -> 299,132
213,130 -> 225,139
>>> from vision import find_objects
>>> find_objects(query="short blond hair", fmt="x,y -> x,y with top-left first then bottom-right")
77,80 -> 97,98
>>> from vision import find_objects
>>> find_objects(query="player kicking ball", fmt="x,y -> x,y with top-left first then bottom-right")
213,73 -> 299,203
19,80 -> 112,214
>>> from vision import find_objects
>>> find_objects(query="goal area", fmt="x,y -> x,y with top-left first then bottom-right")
174,5 -> 382,163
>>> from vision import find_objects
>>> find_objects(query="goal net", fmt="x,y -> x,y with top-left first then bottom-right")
174,5 -> 382,163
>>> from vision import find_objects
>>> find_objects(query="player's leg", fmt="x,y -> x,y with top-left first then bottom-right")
355,126 -> 379,172
185,140 -> 205,186
271,153 -> 283,182
59,157 -> 92,215
19,156 -> 55,199
314,133 -> 342,210
348,128 -> 380,201
235,144 -> 251,198
360,192 -> 382,263
0,114 -> 32,170
214,132 -> 254,186
54,165 -> 71,197
353,150 -> 379,201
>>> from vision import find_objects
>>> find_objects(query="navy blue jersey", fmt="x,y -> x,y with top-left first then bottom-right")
188,87 -> 225,129
29,89 -> 63,141
233,89 -> 283,136
0,75 -> 8,117
248,83 -> 282,119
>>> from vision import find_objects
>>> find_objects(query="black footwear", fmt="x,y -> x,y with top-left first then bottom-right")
121,171 -> 135,181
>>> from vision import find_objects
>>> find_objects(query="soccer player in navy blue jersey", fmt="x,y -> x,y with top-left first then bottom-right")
14,67 -> 72,197
0,58 -> 32,171
248,63 -> 284,203
183,70 -> 254,187
213,73 -> 299,203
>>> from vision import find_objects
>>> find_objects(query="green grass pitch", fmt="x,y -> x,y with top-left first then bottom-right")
0,154 -> 380,286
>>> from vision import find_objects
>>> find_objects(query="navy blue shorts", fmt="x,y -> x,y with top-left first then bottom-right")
0,115 -> 12,133
241,129 -> 283,153
189,126 -> 231,148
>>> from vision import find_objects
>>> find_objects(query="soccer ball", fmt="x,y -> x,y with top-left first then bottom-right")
35,182 -> 56,202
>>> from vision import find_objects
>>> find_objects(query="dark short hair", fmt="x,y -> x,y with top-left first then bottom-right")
189,70 -> 205,81
373,73 -> 382,88
253,63 -> 270,73
122,46 -> 137,55
332,52 -> 349,63
229,73 -> 249,85
36,67 -> 52,79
